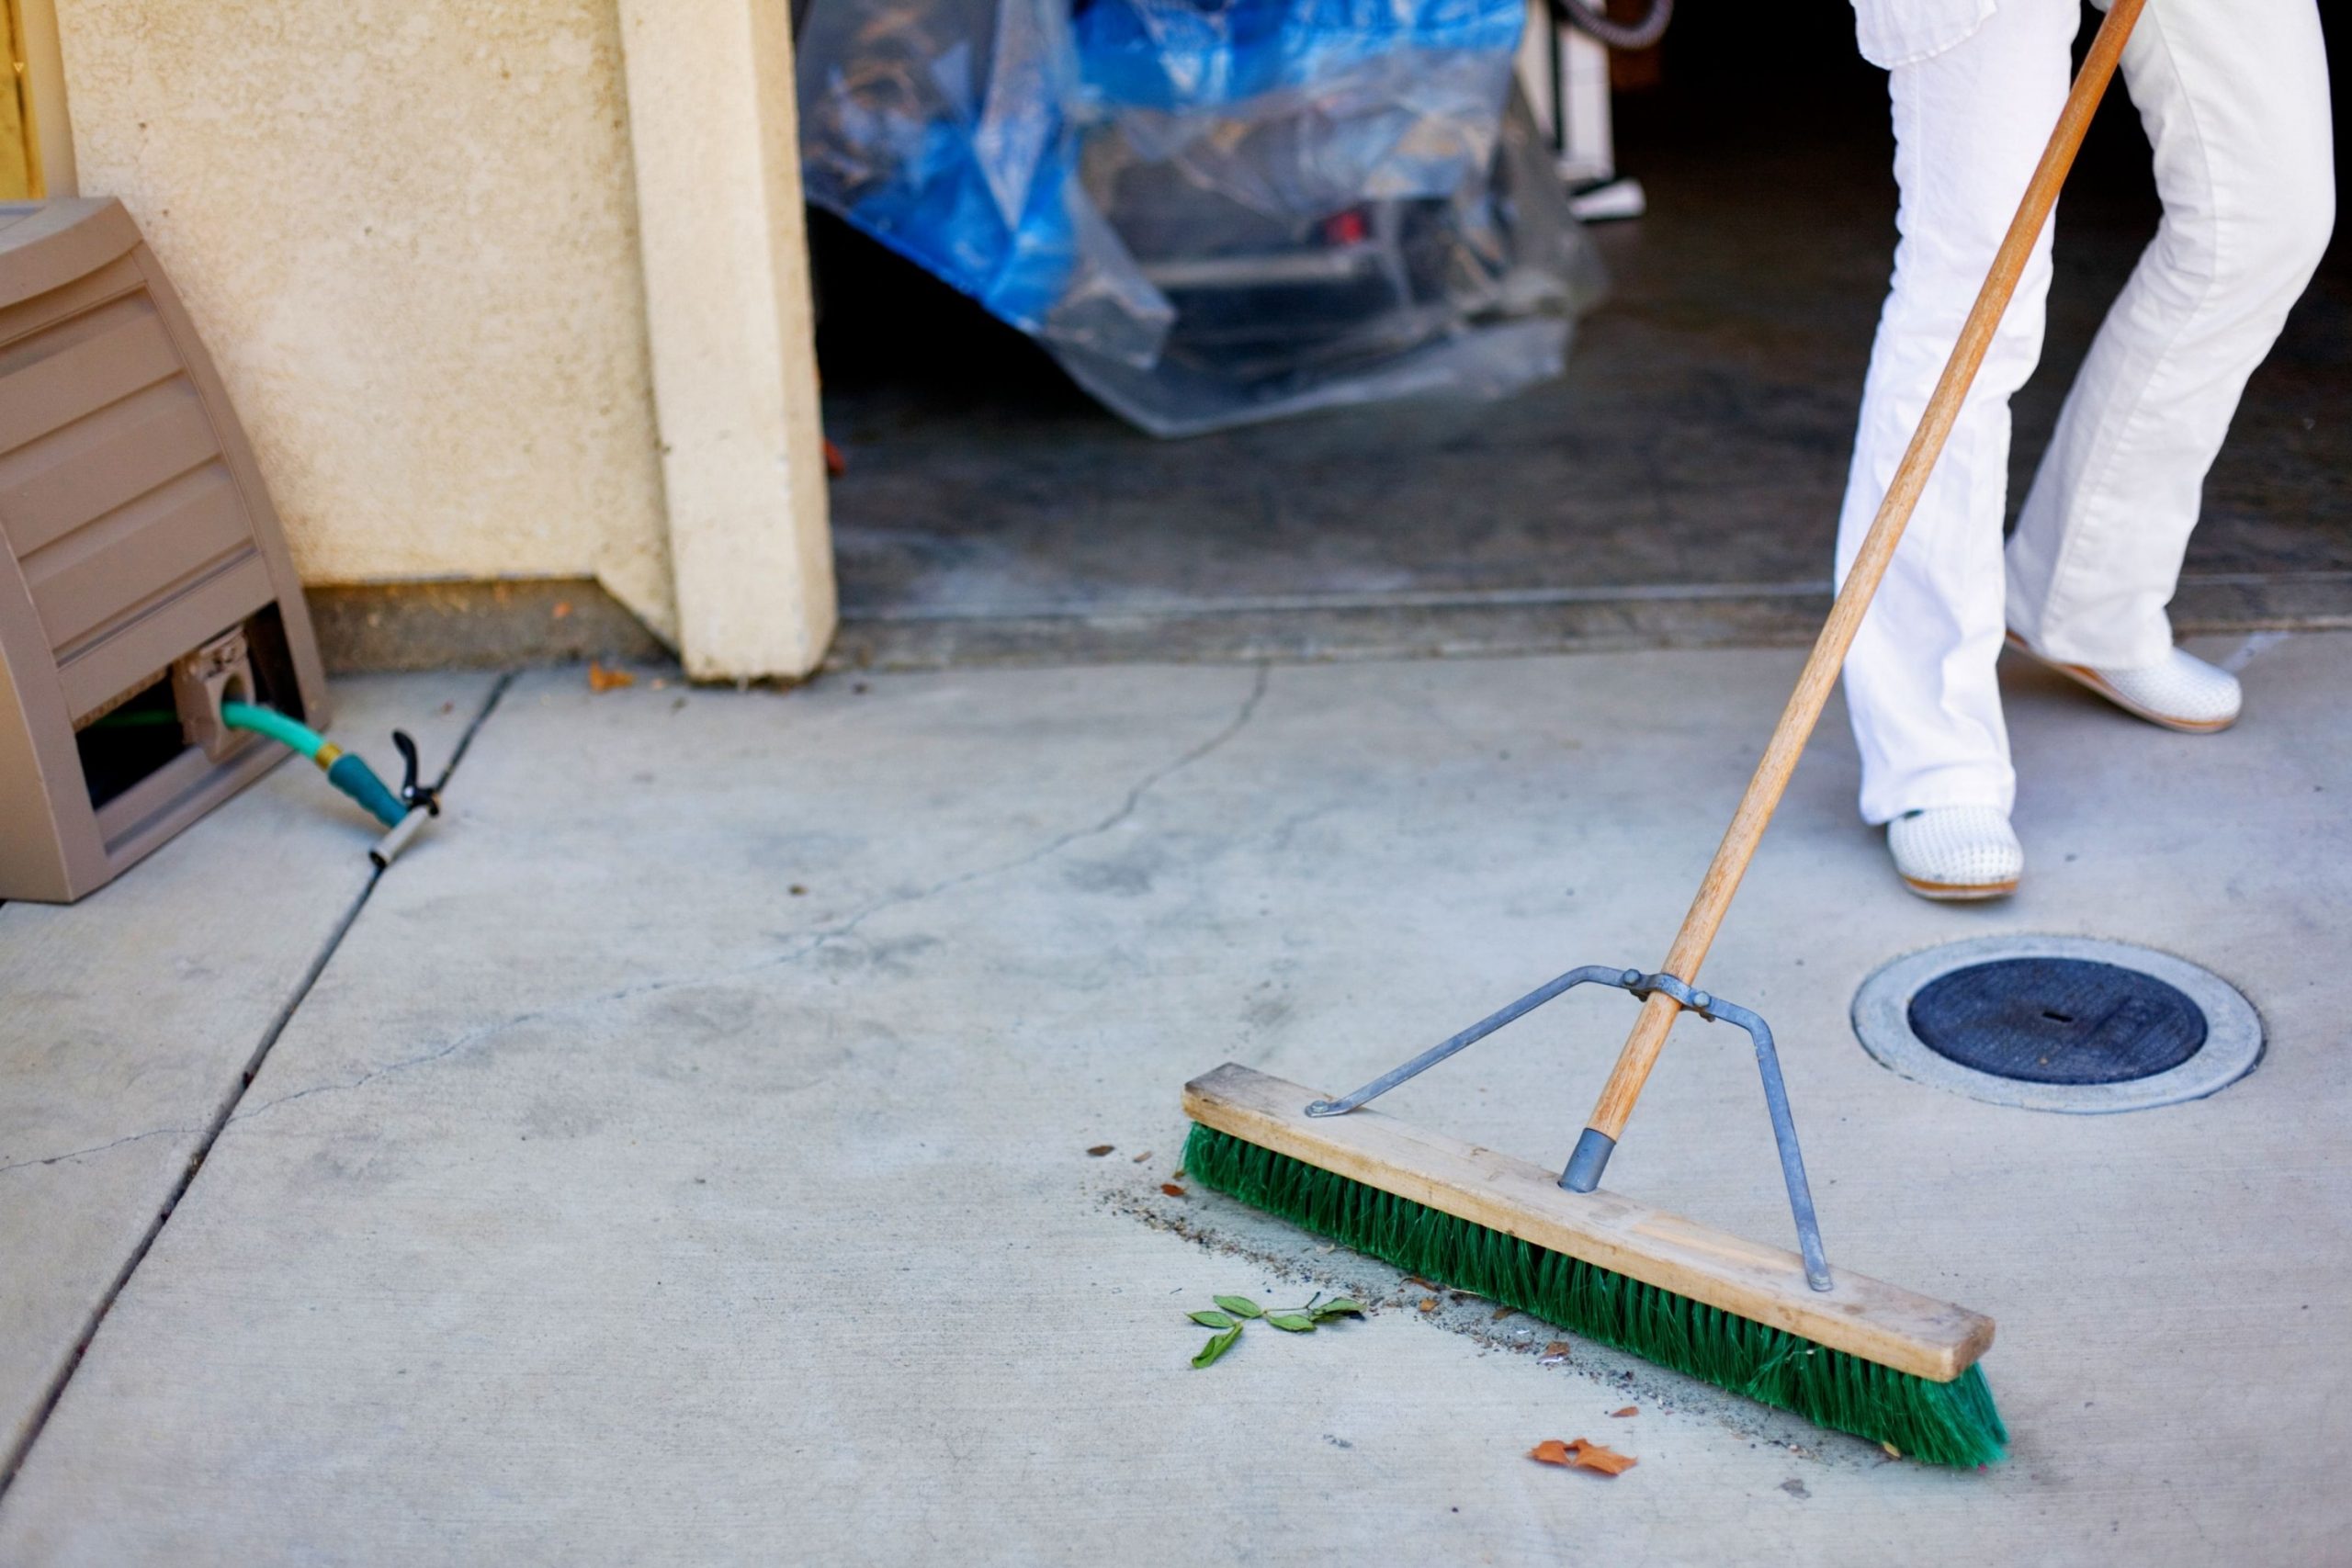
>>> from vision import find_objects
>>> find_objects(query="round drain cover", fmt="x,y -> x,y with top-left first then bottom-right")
1853,935 -> 2260,1112
1906,958 -> 2205,1085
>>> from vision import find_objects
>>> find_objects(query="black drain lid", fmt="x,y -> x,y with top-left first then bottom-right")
1905,957 -> 2207,1086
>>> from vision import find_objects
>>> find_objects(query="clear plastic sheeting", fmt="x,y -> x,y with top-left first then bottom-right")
797,0 -> 1605,434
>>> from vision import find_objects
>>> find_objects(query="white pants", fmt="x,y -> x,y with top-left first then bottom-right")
1838,0 -> 2335,824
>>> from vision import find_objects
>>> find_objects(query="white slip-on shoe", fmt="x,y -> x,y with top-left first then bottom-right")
1886,806 -> 2022,901
2005,631 -> 2240,733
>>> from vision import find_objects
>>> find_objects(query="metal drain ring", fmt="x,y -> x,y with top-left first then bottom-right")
1851,934 -> 2263,1113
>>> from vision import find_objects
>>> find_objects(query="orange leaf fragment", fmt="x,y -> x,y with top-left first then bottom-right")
1611,1406 -> 1638,1418
1568,1438 -> 1637,1475
1085,1145 -> 1114,1156
587,661 -> 634,693
1418,1297 -> 1438,1314
1529,1438 -> 1636,1476
1160,1183 -> 1186,1197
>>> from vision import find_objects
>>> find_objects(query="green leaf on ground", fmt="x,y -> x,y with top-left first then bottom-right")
1313,1298 -> 1366,1320
1193,1325 -> 1243,1369
1265,1313 -> 1317,1333
1214,1296 -> 1264,1319
1188,1310 -> 1235,1329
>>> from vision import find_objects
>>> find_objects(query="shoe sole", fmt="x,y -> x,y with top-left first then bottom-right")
2004,631 -> 2236,734
1899,874 -> 2018,902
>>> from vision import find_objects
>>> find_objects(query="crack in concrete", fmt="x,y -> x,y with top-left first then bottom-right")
0,1123 -> 197,1178
232,663 -> 1277,1123
0,673 -> 516,1498
1,682 -> 521,1177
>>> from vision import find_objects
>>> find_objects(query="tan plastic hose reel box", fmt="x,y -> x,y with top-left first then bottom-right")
0,198 -> 328,903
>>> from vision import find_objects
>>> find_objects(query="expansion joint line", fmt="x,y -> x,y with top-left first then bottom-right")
0,674 -> 514,1500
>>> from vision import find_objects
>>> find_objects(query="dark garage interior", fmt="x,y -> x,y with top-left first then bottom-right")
808,1 -> 2349,669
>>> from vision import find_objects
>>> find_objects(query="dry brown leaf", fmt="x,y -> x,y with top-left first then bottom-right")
1085,1145 -> 1114,1156
1404,1276 -> 1438,1291
1611,1406 -> 1638,1418
1492,1306 -> 1515,1322
1131,1150 -> 1153,1163
1160,1183 -> 1187,1197
1569,1438 -> 1637,1475
1539,1341 -> 1573,1362
587,661 -> 634,693
1530,1438 -> 1636,1476
1418,1297 -> 1438,1314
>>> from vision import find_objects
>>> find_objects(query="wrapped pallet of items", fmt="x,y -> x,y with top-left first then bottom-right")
797,0 -> 1606,434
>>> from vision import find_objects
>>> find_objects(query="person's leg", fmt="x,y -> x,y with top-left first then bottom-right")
2007,0 -> 2335,668
1838,0 -> 2078,826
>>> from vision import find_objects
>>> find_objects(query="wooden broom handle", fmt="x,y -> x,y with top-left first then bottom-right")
1581,0 -> 2144,1145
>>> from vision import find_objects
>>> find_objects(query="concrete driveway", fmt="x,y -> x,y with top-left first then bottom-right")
3,635 -> 2346,1564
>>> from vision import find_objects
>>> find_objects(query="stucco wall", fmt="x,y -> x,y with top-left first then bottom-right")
51,0 -> 677,639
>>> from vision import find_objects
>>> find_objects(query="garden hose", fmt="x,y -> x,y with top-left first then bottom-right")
220,700 -> 412,829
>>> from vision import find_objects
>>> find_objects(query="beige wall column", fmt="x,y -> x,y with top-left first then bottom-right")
16,0 -> 76,197
616,0 -> 835,682
47,0 -> 680,644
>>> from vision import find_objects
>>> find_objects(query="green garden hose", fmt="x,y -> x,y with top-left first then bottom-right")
220,700 -> 409,829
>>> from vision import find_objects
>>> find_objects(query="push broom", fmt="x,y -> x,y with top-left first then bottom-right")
1182,0 -> 2146,1466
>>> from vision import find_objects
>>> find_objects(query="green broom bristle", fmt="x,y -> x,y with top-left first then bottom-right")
1184,1122 -> 2006,1468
